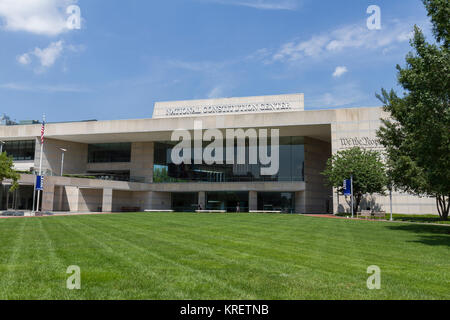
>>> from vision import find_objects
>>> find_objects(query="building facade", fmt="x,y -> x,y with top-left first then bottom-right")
0,94 -> 438,214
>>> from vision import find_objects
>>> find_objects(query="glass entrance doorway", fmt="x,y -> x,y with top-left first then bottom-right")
0,185 -> 34,211
206,192 -> 249,212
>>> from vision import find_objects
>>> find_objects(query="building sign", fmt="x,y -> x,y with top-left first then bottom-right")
152,94 -> 305,118
339,137 -> 383,149
165,102 -> 293,117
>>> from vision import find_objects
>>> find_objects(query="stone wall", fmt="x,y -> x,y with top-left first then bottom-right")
34,138 -> 88,176
303,137 -> 332,213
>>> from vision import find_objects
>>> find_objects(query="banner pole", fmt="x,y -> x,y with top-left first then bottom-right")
32,172 -> 36,213
36,114 -> 45,213
351,174 -> 354,218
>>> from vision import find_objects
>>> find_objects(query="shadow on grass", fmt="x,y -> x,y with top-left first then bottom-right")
387,224 -> 450,247
393,215 -> 450,225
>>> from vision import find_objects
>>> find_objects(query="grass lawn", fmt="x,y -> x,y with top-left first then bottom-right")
0,212 -> 448,300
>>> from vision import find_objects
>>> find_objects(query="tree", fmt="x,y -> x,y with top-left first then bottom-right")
0,152 -> 20,191
322,147 -> 387,214
376,0 -> 449,220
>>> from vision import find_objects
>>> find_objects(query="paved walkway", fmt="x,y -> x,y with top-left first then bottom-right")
0,211 -> 117,219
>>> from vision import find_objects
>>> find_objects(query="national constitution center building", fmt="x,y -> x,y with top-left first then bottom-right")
0,94 -> 437,214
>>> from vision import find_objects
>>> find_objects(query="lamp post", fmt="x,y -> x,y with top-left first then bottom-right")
389,188 -> 393,221
59,148 -> 67,176
350,174 -> 354,219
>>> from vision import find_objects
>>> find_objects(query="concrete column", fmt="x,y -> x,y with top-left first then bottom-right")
65,186 -> 80,212
249,191 -> 257,211
41,183 -> 55,212
295,191 -> 306,214
130,142 -> 154,183
198,192 -> 206,210
102,188 -> 113,212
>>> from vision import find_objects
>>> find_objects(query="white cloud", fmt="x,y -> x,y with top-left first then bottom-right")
202,0 -> 300,10
0,0 -> 78,36
17,40 -> 65,71
332,66 -> 348,78
0,82 -> 89,93
273,21 -> 415,62
33,40 -> 64,67
17,53 -> 31,65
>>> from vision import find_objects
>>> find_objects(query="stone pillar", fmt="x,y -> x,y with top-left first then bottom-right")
249,191 -> 257,211
102,188 -> 113,212
198,192 -> 206,210
41,183 -> 55,212
65,186 -> 80,212
295,191 -> 305,214
130,142 -> 154,183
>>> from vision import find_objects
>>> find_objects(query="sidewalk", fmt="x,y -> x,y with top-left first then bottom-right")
0,211 -> 117,219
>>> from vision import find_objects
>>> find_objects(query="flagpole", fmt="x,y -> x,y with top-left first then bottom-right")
32,171 -> 36,213
35,114 -> 45,213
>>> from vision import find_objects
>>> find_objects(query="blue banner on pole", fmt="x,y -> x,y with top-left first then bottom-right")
35,175 -> 44,191
343,179 -> 352,196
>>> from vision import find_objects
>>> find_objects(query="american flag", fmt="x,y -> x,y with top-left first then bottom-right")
40,119 -> 45,144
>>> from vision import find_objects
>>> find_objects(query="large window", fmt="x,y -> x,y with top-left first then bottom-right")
172,193 -> 199,212
153,136 -> 304,183
2,140 -> 35,161
206,192 -> 249,212
257,192 -> 295,213
88,143 -> 131,163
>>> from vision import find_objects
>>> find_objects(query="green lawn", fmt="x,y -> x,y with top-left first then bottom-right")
0,212 -> 448,300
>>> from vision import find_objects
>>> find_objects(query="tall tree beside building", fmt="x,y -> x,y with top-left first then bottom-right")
0,152 -> 19,191
376,0 -> 449,220
322,147 -> 387,214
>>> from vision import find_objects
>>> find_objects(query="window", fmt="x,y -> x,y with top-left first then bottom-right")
257,192 -> 295,213
3,140 -> 35,161
172,193 -> 199,212
206,192 -> 249,212
153,137 -> 304,183
88,143 -> 131,163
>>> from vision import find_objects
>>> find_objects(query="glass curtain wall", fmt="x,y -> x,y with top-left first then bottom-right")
88,143 -> 131,163
153,136 -> 304,183
172,192 -> 199,212
206,192 -> 249,212
2,140 -> 35,161
257,192 -> 295,213
0,185 -> 34,210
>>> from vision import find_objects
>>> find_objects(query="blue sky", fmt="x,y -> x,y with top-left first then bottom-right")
0,0 -> 431,122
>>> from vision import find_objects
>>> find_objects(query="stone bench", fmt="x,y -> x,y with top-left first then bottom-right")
358,210 -> 386,219
196,210 -> 227,213
249,210 -> 282,214
144,210 -> 174,213
373,211 -> 386,219
358,210 -> 372,219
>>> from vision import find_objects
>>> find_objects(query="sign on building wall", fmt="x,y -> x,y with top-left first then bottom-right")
339,137 -> 383,150
152,94 -> 305,118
